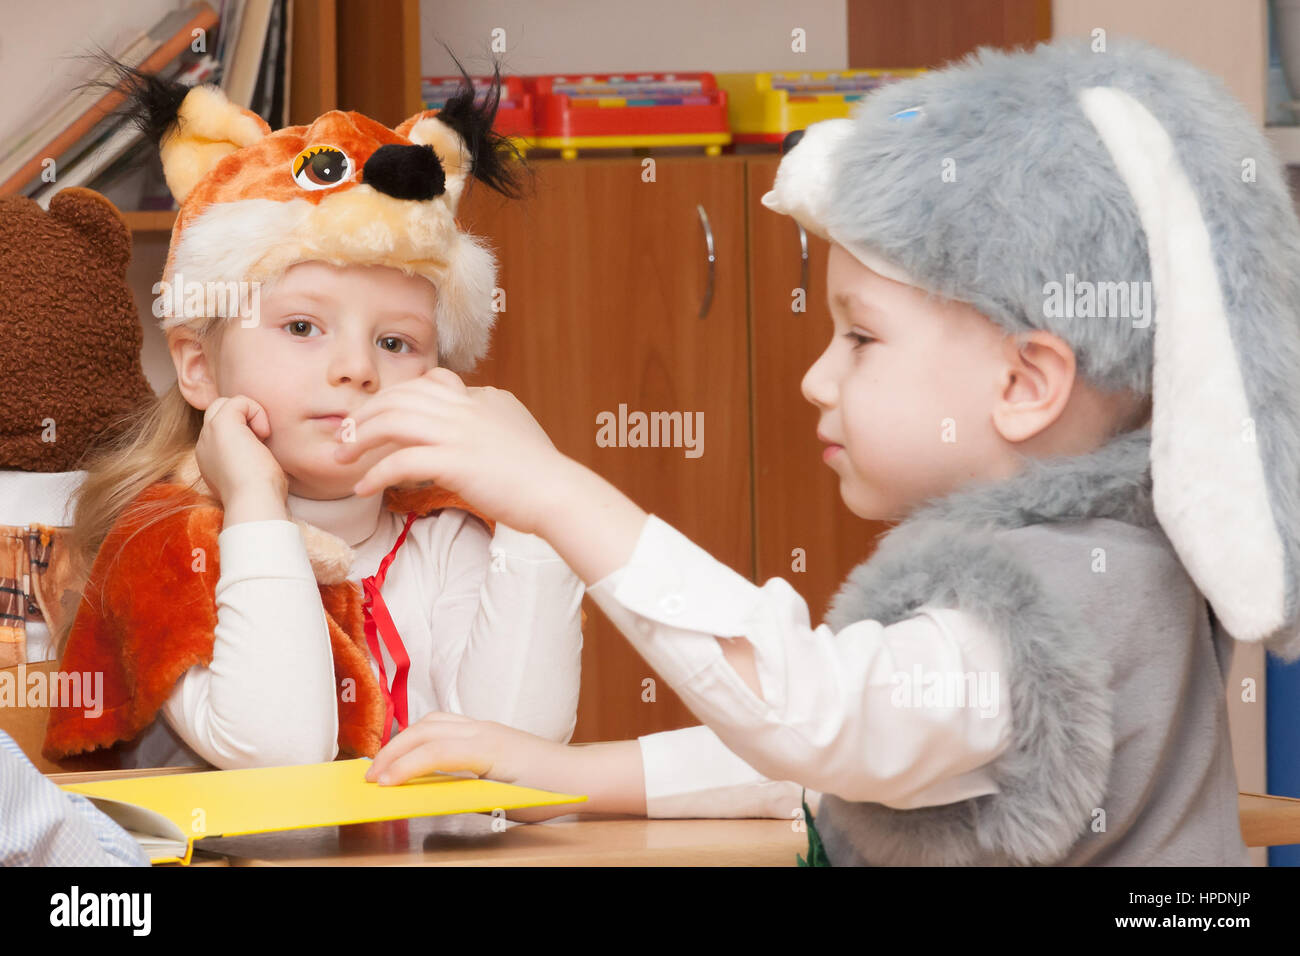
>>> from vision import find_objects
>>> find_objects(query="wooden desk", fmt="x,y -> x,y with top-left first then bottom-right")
49,767 -> 806,866
197,814 -> 804,866
52,762 -> 1300,862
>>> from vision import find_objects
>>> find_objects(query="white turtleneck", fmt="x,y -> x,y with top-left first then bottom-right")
283,489 -> 385,548
117,489 -> 585,770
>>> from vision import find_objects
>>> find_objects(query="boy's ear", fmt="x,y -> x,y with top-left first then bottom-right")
993,332 -> 1076,442
159,86 -> 272,204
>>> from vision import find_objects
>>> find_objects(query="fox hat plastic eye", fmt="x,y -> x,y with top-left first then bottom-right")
291,145 -> 354,190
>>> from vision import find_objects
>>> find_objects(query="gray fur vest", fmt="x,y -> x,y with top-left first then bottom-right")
816,426 -> 1250,866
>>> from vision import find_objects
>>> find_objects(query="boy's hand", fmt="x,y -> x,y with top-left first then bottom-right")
334,367 -> 563,535
196,395 -> 287,506
364,712 -> 581,822
337,366 -> 650,588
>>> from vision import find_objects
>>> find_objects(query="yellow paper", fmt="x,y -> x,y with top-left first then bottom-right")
62,758 -> 586,864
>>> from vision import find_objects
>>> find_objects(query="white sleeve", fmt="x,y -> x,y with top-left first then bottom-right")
586,514 -> 1013,808
430,517 -> 584,743
639,724 -> 820,820
159,520 -> 339,769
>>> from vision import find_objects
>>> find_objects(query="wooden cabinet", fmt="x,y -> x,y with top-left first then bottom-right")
458,154 -> 888,744
745,156 -> 893,629
458,157 -> 753,743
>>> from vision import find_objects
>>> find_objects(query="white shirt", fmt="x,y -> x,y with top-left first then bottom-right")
127,489 -> 585,769
586,514 -> 1014,817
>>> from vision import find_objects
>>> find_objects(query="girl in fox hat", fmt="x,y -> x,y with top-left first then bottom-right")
45,59 -> 584,771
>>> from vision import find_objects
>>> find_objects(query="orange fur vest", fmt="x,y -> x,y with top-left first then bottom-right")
43,465 -> 493,763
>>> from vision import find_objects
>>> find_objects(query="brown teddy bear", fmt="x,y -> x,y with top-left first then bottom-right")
0,188 -> 154,666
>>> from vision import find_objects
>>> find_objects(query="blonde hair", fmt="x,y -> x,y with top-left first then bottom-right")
54,321 -> 221,658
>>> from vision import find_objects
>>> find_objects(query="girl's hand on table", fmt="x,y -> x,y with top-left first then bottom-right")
364,712 -> 581,822
334,367 -> 566,536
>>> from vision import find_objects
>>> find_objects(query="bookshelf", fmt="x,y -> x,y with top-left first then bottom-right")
121,210 -> 178,232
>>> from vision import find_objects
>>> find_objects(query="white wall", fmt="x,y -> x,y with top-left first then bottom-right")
1053,0 -> 1268,120
419,0 -> 847,75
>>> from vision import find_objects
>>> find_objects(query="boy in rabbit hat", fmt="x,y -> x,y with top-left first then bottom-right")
751,35 -> 1300,863
348,36 -> 1300,866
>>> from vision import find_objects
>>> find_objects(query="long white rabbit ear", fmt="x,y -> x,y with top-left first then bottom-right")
1079,84 -> 1300,651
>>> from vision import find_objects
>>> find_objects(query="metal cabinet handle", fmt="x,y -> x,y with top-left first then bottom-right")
797,222 -> 809,300
696,203 -> 715,319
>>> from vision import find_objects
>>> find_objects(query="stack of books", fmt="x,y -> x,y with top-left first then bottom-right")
0,0 -> 294,210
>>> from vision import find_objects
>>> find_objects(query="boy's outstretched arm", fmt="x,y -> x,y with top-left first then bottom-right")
348,374 -> 1008,806
532,454 -> 766,700
339,369 -> 766,698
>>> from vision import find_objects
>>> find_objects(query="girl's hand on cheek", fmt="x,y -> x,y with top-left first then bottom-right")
334,367 -> 565,534
196,395 -> 287,504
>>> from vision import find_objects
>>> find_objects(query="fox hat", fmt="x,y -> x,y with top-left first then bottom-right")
113,59 -> 523,373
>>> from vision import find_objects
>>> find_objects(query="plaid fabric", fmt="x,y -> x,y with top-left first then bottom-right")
0,524 -> 75,666
0,729 -> 147,866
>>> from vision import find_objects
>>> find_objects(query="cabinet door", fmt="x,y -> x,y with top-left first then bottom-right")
746,156 -> 892,625
457,157 -> 751,743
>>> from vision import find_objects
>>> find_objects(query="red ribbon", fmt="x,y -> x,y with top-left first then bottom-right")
361,510 -> 419,746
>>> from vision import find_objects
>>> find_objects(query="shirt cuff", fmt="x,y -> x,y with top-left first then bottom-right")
216,519 -> 316,586
638,725 -> 816,819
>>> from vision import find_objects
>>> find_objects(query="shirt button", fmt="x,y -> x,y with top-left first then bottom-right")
659,593 -> 685,616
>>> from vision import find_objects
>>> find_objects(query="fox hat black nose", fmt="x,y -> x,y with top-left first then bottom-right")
363,143 -> 447,200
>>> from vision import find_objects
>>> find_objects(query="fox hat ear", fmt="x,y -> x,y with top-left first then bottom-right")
159,85 -> 271,204
96,55 -> 271,205
394,59 -> 525,210
395,110 -> 472,205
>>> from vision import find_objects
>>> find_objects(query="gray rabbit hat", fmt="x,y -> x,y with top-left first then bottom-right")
763,36 -> 1300,649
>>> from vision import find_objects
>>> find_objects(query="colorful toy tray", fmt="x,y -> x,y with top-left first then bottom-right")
716,69 -> 926,143
421,74 -> 536,141
529,72 -> 731,158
